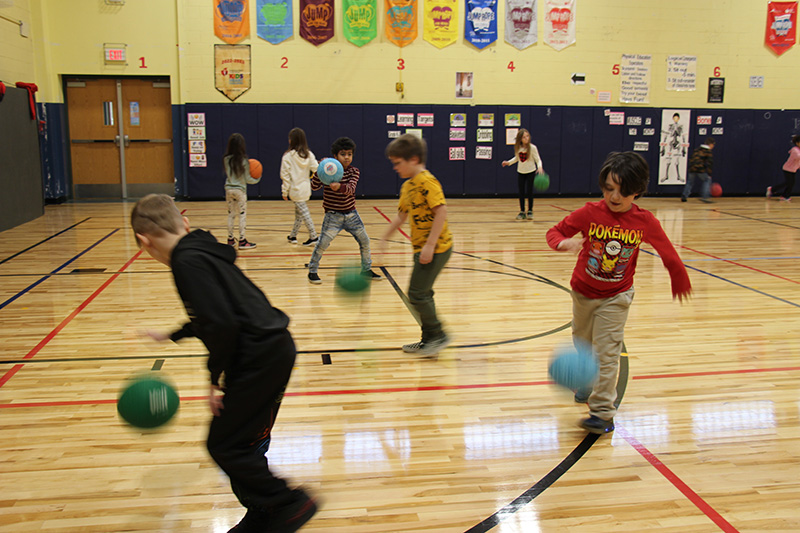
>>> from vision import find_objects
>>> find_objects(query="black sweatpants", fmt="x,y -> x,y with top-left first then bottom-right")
518,171 -> 535,212
206,331 -> 297,510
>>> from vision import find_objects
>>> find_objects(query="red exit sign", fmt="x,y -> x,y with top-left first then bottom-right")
104,46 -> 126,63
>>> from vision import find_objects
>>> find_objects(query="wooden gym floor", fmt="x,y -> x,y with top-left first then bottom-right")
0,196 -> 798,532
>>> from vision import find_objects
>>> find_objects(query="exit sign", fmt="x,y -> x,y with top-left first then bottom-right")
104,44 -> 127,64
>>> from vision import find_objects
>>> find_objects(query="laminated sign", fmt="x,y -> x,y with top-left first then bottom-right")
214,0 -> 250,44
214,44 -> 251,101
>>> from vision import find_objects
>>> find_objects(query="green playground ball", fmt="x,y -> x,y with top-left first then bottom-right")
335,264 -> 370,294
534,173 -> 550,192
117,376 -> 180,428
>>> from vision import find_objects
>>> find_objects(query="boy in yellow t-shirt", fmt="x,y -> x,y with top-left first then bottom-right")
381,134 -> 453,357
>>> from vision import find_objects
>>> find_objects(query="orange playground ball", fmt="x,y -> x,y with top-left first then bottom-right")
249,159 -> 263,180
711,182 -> 722,197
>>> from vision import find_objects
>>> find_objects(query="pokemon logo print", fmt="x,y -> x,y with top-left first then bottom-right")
585,222 -> 643,283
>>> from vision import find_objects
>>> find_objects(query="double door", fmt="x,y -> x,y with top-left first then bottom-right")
66,77 -> 174,199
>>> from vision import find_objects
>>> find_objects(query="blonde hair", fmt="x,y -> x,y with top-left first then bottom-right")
130,194 -> 183,246
385,133 -> 427,164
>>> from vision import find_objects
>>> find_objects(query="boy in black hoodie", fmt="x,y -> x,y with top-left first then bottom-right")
130,194 -> 316,533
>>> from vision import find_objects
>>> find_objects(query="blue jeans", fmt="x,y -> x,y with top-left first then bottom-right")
682,172 -> 711,200
308,210 -> 372,273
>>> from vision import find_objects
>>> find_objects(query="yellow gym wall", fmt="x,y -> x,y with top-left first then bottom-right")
0,0 -> 35,84
9,0 -> 800,108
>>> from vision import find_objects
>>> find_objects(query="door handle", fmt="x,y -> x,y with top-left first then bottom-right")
123,134 -> 130,147
114,135 -> 120,147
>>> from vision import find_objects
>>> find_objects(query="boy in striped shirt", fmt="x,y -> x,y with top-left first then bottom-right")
307,137 -> 382,284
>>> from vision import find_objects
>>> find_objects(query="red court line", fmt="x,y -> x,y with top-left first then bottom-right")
373,206 -> 410,240
3,364 -> 800,409
616,426 -> 740,533
0,251 -> 143,389
679,245 -> 800,285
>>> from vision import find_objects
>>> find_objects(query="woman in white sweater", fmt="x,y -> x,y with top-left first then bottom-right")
281,127 -> 319,245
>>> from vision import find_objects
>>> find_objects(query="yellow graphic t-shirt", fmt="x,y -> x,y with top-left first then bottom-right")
398,170 -> 453,253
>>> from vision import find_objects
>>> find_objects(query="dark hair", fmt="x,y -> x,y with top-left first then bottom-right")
287,127 -> 310,159
673,113 -> 680,119
331,137 -> 356,156
705,136 -> 716,145
385,133 -> 427,164
792,134 -> 800,145
598,152 -> 650,198
224,133 -> 247,178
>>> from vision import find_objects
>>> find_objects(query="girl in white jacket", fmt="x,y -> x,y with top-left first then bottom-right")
281,128 -> 319,245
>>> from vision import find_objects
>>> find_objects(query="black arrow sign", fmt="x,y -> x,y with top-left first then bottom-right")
571,73 -> 586,84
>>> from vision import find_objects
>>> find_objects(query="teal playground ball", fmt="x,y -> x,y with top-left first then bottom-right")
117,376 -> 180,428
534,173 -> 550,192
335,263 -> 370,294
548,343 -> 598,391
318,158 -> 344,185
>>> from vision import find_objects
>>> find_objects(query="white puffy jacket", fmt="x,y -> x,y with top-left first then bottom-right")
280,149 -> 318,202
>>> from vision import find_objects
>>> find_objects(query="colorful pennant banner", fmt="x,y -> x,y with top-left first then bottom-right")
214,0 -> 250,44
343,0 -> 378,47
300,0 -> 335,46
385,0 -> 418,47
766,1 -> 797,56
544,0 -> 575,51
505,0 -> 537,50
465,0 -> 498,49
214,44 -> 251,101
256,0 -> 293,44
424,0 -> 459,49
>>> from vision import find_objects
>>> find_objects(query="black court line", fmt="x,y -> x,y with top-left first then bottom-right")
716,209 -> 800,230
379,265 -> 421,326
0,218 -> 91,266
465,354 -> 629,533
0,229 -> 119,311
151,359 -> 164,371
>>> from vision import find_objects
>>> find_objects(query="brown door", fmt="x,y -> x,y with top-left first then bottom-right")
66,77 -> 174,199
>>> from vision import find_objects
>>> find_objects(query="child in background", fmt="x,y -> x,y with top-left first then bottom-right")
381,134 -> 453,357
223,133 -> 259,249
502,128 -> 544,220
130,194 -> 317,532
767,134 -> 800,202
281,127 -> 319,246
546,152 -> 691,435
307,137 -> 382,284
681,136 -> 715,203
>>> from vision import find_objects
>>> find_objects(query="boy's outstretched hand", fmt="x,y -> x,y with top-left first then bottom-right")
557,237 -> 585,253
140,329 -> 169,342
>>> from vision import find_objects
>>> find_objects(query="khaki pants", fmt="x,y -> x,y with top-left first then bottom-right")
571,288 -> 634,421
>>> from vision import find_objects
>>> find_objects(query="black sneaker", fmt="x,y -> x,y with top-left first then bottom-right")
227,238 -> 236,246
418,334 -> 451,357
580,415 -> 614,434
287,235 -> 298,244
526,210 -> 533,220
515,212 -> 526,220
302,237 -> 319,246
268,488 -> 318,533
238,240 -> 257,250
680,196 -> 687,202
308,272 -> 322,284
227,508 -> 269,532
402,340 -> 423,353
361,269 -> 383,280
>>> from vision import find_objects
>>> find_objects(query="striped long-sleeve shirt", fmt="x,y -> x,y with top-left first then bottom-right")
310,165 -> 359,212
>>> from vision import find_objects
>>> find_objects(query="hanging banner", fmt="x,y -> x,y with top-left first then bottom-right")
424,0 -> 459,49
658,109 -> 691,185
385,0 -> 417,47
343,0 -> 377,46
465,0 -> 498,49
505,0 -> 537,50
214,0 -> 250,44
544,0 -> 575,51
257,0 -> 293,44
766,1 -> 797,56
215,45 -> 251,101
300,0 -> 334,45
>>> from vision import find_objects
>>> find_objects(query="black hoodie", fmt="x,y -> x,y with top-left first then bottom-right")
168,230 -> 291,386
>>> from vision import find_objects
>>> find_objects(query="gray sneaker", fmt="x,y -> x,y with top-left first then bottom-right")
402,341 -> 423,353
418,334 -> 451,357
515,212 -> 526,220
